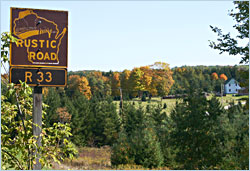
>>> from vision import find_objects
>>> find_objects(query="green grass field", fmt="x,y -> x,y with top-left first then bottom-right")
114,94 -> 248,115
113,97 -> 177,115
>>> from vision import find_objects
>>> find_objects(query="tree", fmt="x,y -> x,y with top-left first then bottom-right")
120,69 -> 132,99
129,68 -> 145,97
111,72 -> 121,97
66,92 -> 89,146
43,87 -> 61,127
68,75 -> 92,99
219,73 -> 228,81
86,71 -> 111,97
87,96 -> 120,147
169,89 -> 226,169
211,72 -> 219,80
209,1 -> 249,64
139,66 -> 153,93
150,62 -> 174,97
129,127 -> 164,169
222,102 -> 249,170
1,32 -> 17,64
111,103 -> 164,169
56,107 -> 72,124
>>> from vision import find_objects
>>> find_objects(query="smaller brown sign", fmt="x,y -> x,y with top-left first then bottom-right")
10,67 -> 67,86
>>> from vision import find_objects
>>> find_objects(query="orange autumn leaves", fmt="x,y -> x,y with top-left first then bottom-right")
219,74 -> 228,81
211,72 -> 228,81
68,62 -> 174,99
56,107 -> 72,123
211,72 -> 219,80
68,75 -> 92,100
110,62 -> 174,97
111,72 -> 121,97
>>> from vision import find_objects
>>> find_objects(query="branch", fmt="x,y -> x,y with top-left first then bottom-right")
15,92 -> 32,169
2,149 -> 24,170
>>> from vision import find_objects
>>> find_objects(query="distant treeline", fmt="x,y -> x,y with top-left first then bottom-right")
170,65 -> 248,95
67,64 -> 249,99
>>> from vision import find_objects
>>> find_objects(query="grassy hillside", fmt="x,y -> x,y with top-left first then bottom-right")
114,95 -> 248,115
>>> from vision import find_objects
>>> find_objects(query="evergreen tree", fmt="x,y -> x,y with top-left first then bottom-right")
169,89 -> 226,169
89,96 -> 120,146
112,103 -> 164,169
129,126 -> 164,169
123,103 -> 145,136
67,91 -> 90,146
111,131 -> 134,166
146,104 -> 175,167
44,87 -> 61,127
220,102 -> 249,170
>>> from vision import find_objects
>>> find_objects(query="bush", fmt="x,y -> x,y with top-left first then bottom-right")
141,94 -> 146,101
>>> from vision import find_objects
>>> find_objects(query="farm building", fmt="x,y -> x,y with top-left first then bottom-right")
224,78 -> 241,94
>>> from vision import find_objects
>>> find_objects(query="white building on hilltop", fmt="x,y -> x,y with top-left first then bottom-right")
224,78 -> 241,94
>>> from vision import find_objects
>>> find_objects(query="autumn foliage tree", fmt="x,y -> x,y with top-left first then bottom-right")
211,72 -> 219,80
140,66 -> 153,93
150,62 -> 174,97
111,72 -> 121,97
120,69 -> 131,98
129,68 -> 145,97
219,74 -> 228,81
118,62 -> 174,98
68,75 -> 92,99
56,107 -> 72,124
86,71 -> 111,97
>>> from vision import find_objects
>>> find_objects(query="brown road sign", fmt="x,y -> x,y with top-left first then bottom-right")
10,7 -> 68,68
10,67 -> 67,86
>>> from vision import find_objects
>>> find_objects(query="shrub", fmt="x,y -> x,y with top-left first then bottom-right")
141,94 -> 146,101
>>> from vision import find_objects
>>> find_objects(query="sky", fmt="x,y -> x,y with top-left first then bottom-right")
0,0 -> 244,72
